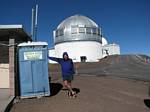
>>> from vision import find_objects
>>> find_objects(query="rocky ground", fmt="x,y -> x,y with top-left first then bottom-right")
10,75 -> 150,112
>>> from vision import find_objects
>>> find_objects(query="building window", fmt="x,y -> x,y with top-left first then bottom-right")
59,29 -> 64,36
92,28 -> 97,34
70,26 -> 100,35
71,28 -> 77,34
55,30 -> 59,37
79,27 -> 85,33
55,29 -> 64,37
97,28 -> 100,35
86,27 -> 91,34
71,25 -> 78,34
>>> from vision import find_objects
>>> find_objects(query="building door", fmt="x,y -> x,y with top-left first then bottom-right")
80,56 -> 87,62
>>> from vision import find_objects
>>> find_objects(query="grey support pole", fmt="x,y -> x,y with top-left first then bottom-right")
9,38 -> 15,96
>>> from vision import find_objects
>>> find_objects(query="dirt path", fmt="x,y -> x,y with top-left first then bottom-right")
10,75 -> 150,112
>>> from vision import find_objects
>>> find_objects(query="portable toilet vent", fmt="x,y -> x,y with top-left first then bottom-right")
18,42 -> 50,98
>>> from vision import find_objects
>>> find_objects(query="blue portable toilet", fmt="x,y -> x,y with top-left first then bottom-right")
18,42 -> 50,98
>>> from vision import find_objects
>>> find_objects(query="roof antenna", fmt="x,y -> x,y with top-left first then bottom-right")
31,4 -> 38,41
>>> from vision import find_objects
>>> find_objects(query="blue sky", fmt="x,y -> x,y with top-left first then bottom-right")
0,0 -> 150,55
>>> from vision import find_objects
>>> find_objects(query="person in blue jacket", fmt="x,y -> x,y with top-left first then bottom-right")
49,52 -> 76,98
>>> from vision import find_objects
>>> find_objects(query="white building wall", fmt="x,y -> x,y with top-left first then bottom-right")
102,37 -> 108,46
0,64 -> 9,88
54,41 -> 102,62
49,49 -> 57,63
102,44 -> 120,57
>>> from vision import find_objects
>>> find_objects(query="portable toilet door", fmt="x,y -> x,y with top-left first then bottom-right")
18,42 -> 50,98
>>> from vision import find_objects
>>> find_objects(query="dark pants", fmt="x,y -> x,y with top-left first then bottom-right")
63,75 -> 73,82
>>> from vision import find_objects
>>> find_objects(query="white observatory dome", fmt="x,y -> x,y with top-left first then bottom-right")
102,37 -> 108,46
53,14 -> 103,62
53,14 -> 102,44
57,14 -> 98,29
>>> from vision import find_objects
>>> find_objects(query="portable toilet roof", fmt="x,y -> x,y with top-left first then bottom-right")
18,42 -> 48,47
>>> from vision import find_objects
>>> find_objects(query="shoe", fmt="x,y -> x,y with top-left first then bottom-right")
71,91 -> 77,98
67,91 -> 72,98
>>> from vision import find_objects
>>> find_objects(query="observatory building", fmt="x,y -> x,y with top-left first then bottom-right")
49,14 -> 120,62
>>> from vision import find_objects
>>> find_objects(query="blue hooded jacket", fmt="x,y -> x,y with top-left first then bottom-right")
49,52 -> 75,77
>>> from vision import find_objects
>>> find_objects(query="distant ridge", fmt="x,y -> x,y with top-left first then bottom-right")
49,54 -> 150,82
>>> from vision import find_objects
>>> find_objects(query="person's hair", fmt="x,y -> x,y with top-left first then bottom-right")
63,52 -> 69,57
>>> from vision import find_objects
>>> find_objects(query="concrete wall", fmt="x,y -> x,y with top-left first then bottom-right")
0,64 -> 9,88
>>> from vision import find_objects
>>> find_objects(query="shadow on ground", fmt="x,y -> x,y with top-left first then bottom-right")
144,99 -> 150,109
72,88 -> 80,94
61,88 -> 80,94
50,83 -> 63,96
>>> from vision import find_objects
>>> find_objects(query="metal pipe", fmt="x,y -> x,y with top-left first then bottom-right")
34,4 -> 38,41
31,8 -> 35,40
35,5 -> 38,26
